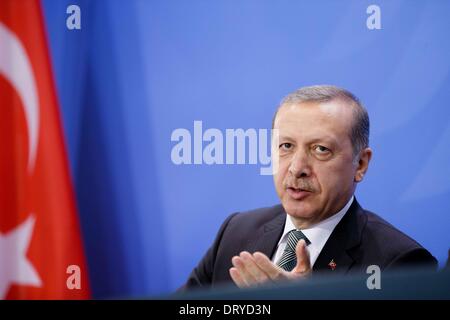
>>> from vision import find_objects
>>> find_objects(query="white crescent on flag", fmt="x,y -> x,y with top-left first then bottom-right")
0,22 -> 42,298
0,21 -> 39,172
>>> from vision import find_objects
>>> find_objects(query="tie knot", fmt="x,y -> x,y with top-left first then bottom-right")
286,229 -> 310,252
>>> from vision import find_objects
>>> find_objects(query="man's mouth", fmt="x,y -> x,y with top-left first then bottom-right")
286,187 -> 313,200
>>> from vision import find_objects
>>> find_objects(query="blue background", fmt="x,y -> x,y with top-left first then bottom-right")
41,0 -> 450,298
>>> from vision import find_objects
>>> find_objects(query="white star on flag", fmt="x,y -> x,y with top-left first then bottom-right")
0,214 -> 42,299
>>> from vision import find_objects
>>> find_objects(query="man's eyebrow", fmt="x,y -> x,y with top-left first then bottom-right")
308,136 -> 339,146
277,135 -> 296,143
277,134 -> 340,146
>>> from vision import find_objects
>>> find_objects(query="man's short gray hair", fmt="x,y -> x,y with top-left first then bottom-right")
273,85 -> 370,156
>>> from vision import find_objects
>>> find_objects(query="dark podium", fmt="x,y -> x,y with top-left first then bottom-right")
171,268 -> 450,300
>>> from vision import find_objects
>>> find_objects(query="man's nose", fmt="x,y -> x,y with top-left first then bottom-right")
288,149 -> 312,178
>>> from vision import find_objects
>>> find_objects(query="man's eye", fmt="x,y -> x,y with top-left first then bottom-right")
279,143 -> 293,150
314,145 -> 330,154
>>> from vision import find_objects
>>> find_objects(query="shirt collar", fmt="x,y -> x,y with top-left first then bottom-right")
278,195 -> 354,247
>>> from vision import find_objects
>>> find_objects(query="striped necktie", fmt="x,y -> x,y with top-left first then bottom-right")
276,230 -> 311,271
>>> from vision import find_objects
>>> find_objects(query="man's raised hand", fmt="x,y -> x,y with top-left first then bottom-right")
229,239 -> 311,288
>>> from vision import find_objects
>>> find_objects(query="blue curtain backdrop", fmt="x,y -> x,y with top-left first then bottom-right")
41,0 -> 450,298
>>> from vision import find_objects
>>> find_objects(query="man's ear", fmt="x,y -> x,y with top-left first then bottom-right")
354,147 -> 372,182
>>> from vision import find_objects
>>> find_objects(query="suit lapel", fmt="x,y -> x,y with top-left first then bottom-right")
247,206 -> 286,259
313,199 -> 365,274
244,200 -> 366,274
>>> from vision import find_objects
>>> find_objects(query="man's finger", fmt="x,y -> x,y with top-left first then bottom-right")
293,239 -> 311,274
239,251 -> 270,283
231,255 -> 257,285
253,251 -> 285,281
229,267 -> 248,288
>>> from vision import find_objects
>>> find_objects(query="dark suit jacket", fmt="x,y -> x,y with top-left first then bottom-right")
183,199 -> 437,289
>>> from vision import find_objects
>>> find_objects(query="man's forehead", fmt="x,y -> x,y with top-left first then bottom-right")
274,101 -> 353,139
276,100 -> 352,123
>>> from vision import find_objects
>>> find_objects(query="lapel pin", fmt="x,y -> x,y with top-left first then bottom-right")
328,259 -> 337,271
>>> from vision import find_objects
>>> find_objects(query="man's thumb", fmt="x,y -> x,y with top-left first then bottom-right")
293,239 -> 311,274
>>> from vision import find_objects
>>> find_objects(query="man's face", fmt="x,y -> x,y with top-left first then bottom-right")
273,100 -> 361,228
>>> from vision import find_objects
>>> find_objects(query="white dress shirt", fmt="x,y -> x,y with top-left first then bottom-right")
272,196 -> 354,268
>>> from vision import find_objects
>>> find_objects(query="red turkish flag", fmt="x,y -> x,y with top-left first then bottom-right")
0,0 -> 90,299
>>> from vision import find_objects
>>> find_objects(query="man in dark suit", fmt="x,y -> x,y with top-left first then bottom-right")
183,85 -> 437,290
